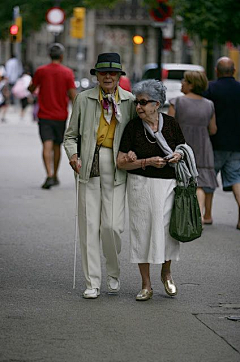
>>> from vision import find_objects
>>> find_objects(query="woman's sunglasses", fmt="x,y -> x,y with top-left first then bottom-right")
98,71 -> 118,76
134,99 -> 156,106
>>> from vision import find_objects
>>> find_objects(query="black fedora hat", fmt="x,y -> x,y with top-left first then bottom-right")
90,53 -> 126,75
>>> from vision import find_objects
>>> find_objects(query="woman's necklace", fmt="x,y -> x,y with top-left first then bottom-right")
144,127 -> 157,144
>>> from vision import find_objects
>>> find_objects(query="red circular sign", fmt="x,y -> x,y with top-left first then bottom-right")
150,0 -> 172,22
46,7 -> 65,25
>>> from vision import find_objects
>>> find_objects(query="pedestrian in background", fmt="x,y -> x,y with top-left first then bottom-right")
28,43 -> 76,189
12,67 -> 32,118
64,53 -> 135,299
117,79 -> 185,301
5,52 -> 23,104
0,65 -> 10,123
168,71 -> 218,223
203,57 -> 240,230
119,75 -> 131,92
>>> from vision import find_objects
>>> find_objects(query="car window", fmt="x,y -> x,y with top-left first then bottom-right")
167,70 -> 185,80
142,68 -> 160,80
142,68 -> 185,81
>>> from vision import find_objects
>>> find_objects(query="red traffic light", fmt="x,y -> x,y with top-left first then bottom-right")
10,25 -> 18,35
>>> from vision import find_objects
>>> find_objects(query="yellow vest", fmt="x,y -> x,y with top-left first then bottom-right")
96,89 -> 118,148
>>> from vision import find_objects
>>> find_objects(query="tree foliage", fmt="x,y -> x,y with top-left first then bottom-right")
170,0 -> 240,45
0,0 -> 123,40
0,0 -> 163,41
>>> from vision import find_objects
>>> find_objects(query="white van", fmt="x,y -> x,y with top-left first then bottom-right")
142,63 -> 205,106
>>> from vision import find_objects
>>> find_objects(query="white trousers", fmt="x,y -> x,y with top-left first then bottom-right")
78,147 -> 126,289
127,175 -> 180,264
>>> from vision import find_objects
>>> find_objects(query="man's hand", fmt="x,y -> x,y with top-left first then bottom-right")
69,153 -> 81,174
125,150 -> 137,162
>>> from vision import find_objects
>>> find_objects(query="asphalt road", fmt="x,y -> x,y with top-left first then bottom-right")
0,105 -> 240,362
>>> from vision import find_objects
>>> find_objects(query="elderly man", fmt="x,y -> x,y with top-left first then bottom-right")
204,57 -> 240,230
64,53 -> 135,298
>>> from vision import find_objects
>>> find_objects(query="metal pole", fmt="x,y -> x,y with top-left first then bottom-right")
54,0 -> 61,42
157,27 -> 163,80
73,173 -> 79,289
77,39 -> 83,90
13,6 -> 21,62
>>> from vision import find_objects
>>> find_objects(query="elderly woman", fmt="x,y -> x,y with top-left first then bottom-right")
117,79 -> 185,301
64,53 -> 135,299
168,71 -> 218,223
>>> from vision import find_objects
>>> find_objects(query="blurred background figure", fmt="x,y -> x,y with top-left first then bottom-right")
0,65 -> 10,123
204,57 -> 240,230
28,43 -> 76,190
32,88 -> 39,122
168,71 -> 218,223
5,53 -> 23,104
119,75 -> 131,92
12,67 -> 32,118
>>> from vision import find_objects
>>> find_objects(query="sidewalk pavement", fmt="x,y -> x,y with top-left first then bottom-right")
0,105 -> 240,362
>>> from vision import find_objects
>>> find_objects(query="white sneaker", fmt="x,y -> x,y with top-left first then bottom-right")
107,276 -> 120,293
83,288 -> 100,299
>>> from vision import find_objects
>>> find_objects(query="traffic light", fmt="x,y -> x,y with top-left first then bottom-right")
10,25 -> 18,42
133,35 -> 144,54
70,7 -> 86,39
15,16 -> 22,42
9,16 -> 22,43
133,35 -> 144,45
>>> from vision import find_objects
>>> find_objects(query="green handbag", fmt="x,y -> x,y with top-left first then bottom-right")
169,178 -> 203,242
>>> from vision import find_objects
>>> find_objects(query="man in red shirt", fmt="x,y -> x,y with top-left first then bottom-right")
29,43 -> 76,189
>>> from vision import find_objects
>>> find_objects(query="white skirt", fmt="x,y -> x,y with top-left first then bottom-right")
127,174 -> 180,264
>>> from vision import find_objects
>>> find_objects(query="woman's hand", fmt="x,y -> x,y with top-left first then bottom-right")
69,153 -> 82,174
167,152 -> 183,164
148,156 -> 167,168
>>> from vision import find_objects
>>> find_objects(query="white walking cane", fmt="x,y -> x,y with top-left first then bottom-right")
73,171 -> 79,289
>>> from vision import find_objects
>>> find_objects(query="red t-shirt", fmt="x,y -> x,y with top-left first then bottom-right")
32,63 -> 75,121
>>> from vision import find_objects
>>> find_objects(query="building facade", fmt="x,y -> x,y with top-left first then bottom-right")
1,0 -> 238,82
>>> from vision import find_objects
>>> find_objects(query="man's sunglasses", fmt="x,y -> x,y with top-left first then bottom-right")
134,99 -> 156,106
98,71 -> 118,76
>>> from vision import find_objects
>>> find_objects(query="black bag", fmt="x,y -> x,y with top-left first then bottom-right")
169,178 -> 202,242
90,144 -> 101,178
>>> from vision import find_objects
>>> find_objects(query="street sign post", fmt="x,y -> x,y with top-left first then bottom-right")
150,0 -> 173,80
46,7 -> 65,25
150,0 -> 172,22
152,18 -> 174,39
11,6 -> 22,62
46,7 -> 65,40
46,24 -> 64,33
